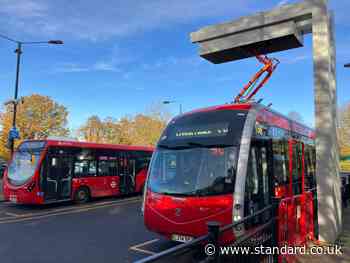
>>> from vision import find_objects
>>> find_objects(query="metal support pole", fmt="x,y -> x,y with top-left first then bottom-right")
207,221 -> 221,263
10,42 -> 22,155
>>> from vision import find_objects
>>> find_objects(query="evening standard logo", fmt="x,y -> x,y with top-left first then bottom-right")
217,245 -> 343,256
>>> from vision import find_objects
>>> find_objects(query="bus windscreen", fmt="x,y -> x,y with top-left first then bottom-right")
7,141 -> 46,186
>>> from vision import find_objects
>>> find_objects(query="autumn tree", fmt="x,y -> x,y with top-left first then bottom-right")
79,103 -> 170,146
78,115 -> 104,143
126,114 -> 167,146
0,94 -> 69,160
338,102 -> 350,149
78,116 -> 124,144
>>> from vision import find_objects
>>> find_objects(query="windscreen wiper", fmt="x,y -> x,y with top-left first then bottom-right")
157,144 -> 190,150
157,144 -> 173,149
187,142 -> 233,148
186,142 -> 208,148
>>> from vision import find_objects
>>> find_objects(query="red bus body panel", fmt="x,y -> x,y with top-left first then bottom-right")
3,169 -> 45,204
135,168 -> 148,193
144,191 -> 234,242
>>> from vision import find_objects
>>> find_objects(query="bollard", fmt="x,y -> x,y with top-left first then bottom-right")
207,221 -> 221,263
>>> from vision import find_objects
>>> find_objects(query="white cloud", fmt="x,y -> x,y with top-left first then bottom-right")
142,56 -> 203,71
54,61 -> 120,73
277,0 -> 289,7
1,0 -> 48,18
93,62 -> 120,72
284,55 -> 309,64
0,0 -> 249,41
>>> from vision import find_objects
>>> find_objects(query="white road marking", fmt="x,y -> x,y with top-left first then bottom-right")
5,212 -> 21,217
129,239 -> 160,255
0,197 -> 141,224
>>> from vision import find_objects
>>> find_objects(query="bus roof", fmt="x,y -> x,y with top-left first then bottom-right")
21,139 -> 154,152
174,102 -> 314,139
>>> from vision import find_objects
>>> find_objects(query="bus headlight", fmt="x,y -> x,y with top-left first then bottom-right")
26,182 -> 36,192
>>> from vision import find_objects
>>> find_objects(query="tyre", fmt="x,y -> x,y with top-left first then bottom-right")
74,187 -> 90,204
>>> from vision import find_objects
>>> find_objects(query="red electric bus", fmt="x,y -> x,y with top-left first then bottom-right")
3,139 -> 154,204
143,102 -> 316,244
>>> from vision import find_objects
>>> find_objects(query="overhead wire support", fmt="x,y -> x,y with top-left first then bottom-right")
234,54 -> 280,104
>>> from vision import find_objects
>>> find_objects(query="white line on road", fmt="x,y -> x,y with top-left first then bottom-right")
129,239 -> 160,255
4,212 -> 21,217
0,198 -> 141,224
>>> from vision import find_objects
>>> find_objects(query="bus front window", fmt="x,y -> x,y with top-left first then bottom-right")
7,141 -> 45,186
148,147 -> 238,196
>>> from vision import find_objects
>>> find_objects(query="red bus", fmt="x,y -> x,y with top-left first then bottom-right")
143,102 -> 316,244
3,139 -> 154,204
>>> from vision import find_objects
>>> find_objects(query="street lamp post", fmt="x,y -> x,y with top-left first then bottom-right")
0,34 -> 63,155
163,100 -> 183,114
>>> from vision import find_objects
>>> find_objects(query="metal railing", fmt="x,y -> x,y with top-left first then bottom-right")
135,201 -> 279,263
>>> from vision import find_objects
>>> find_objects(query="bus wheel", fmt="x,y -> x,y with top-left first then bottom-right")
74,187 -> 90,203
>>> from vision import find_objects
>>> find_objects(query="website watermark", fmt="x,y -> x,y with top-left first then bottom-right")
204,244 -> 343,257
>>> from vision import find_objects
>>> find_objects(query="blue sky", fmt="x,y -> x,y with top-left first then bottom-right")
0,0 -> 349,130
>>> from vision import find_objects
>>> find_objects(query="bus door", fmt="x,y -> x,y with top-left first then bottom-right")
119,152 -> 136,194
288,139 -> 304,197
46,155 -> 73,201
244,139 -> 273,228
286,139 -> 305,244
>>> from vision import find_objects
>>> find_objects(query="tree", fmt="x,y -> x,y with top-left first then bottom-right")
78,103 -> 170,146
128,114 -> 167,146
78,115 -> 104,143
0,94 -> 69,160
338,102 -> 350,148
78,116 -> 124,144
287,111 -> 304,123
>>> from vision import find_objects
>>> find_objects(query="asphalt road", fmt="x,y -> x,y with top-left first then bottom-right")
0,196 -> 187,263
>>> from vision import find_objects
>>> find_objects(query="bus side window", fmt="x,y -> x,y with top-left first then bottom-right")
273,140 -> 288,197
304,145 -> 310,190
261,147 -> 270,207
134,151 -> 152,174
272,140 -> 281,185
305,145 -> 316,189
283,140 -> 290,195
245,146 -> 259,216
98,157 -> 118,177
74,149 -> 97,177
96,149 -> 119,177
292,142 -> 303,195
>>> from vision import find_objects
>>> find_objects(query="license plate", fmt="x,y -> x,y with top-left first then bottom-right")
171,234 -> 193,243
9,195 -> 17,203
